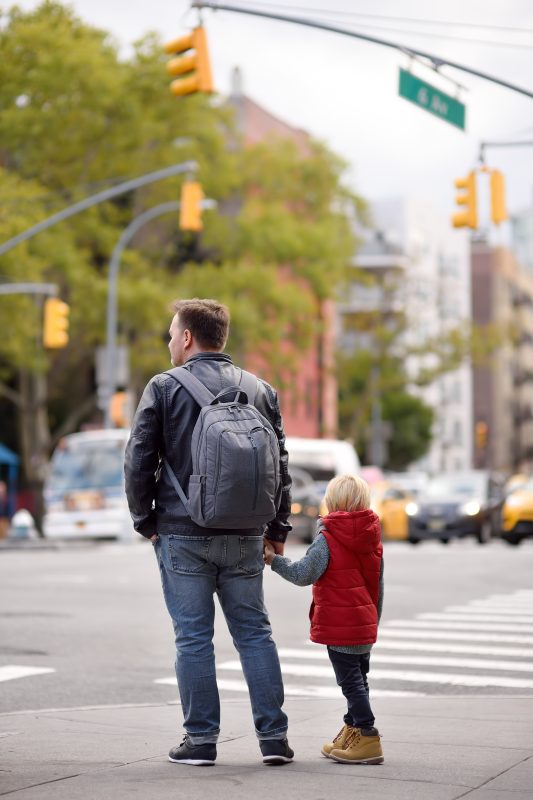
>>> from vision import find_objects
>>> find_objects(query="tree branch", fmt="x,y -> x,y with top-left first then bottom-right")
50,393 -> 98,449
0,381 -> 24,408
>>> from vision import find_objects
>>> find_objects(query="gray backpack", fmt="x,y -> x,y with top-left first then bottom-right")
163,367 -> 282,529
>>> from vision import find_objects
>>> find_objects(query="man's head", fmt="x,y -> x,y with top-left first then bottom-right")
168,298 -> 230,366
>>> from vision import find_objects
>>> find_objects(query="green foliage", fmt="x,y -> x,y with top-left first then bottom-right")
382,391 -> 434,469
337,348 -> 434,470
0,1 -> 360,450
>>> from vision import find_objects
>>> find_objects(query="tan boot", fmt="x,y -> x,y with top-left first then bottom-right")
329,726 -> 384,764
321,724 -> 351,758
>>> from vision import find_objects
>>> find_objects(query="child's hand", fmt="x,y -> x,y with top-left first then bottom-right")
263,540 -> 276,565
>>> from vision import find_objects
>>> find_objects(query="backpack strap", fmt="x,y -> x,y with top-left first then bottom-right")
166,366 -> 215,407
239,369 -> 258,405
162,458 -> 191,515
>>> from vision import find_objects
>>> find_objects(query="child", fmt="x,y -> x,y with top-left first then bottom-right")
264,473 -> 384,764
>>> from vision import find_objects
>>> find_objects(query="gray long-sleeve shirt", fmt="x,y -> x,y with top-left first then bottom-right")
271,532 -> 384,654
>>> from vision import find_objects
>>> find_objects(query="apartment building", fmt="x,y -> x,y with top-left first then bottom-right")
339,197 -> 472,472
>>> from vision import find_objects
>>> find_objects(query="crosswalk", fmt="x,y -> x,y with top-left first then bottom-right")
0,666 -> 55,683
155,589 -> 533,697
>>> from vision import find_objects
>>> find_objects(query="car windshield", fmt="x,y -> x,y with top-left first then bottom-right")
516,478 -> 533,492
425,474 -> 486,498
47,441 -> 125,491
288,451 -> 337,482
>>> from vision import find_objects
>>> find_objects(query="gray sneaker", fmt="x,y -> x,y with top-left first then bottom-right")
260,738 -> 294,765
168,736 -> 217,766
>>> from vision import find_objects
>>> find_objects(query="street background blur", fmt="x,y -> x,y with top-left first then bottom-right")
2,3 -> 533,796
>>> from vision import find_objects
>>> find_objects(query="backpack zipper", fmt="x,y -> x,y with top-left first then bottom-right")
248,430 -> 259,511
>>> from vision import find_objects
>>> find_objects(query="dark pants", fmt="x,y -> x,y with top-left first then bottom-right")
327,648 -> 376,730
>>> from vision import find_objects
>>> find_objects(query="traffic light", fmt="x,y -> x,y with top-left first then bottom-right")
179,181 -> 204,231
490,170 -> 508,225
43,297 -> 69,349
452,170 -> 478,229
475,420 -> 488,450
110,391 -> 129,428
164,27 -> 213,97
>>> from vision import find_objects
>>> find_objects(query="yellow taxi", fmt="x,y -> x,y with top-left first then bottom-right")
501,476 -> 533,545
370,481 -> 412,541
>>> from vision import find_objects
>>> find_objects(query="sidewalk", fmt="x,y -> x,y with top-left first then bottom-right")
1,696 -> 532,799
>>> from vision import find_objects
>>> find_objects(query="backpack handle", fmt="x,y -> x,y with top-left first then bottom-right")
212,385 -> 249,405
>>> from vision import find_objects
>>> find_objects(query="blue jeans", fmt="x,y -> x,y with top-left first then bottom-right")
153,533 -> 288,744
327,648 -> 375,730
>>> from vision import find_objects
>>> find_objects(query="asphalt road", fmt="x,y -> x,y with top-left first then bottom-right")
1,536 -> 533,714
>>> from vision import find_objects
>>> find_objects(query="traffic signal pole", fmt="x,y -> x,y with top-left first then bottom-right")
0,162 -> 198,258
192,1 -> 533,100
103,196 -> 216,428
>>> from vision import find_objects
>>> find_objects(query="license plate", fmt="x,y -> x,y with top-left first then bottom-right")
428,518 -> 444,531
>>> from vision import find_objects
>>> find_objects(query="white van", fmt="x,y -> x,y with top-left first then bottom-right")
285,437 -> 360,482
285,437 -> 361,542
43,429 -> 134,541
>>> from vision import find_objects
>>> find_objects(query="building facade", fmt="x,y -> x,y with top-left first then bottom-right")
471,242 -> 533,472
338,197 -> 473,472
228,71 -> 337,438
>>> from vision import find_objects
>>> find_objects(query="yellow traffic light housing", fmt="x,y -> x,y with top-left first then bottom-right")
180,181 -> 204,231
490,170 -> 507,225
452,171 -> 478,229
475,420 -> 488,450
165,27 -> 214,96
43,297 -> 69,349
110,391 -> 129,428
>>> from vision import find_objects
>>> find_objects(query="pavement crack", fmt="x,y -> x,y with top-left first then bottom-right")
451,752 -> 533,799
0,772 -> 82,797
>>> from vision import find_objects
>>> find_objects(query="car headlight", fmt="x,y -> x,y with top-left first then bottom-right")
460,500 -> 481,516
505,496 -> 523,507
405,502 -> 419,516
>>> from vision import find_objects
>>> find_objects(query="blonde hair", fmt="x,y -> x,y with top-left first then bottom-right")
324,474 -> 371,513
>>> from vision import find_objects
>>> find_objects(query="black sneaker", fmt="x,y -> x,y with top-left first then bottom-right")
260,738 -> 294,765
168,736 -> 217,766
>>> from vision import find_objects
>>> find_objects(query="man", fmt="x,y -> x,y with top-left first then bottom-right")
125,298 -> 293,766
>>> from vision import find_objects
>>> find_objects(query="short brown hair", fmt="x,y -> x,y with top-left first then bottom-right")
324,474 -> 371,513
172,298 -> 230,350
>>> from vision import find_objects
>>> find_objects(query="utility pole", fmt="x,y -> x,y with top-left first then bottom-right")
193,2 -> 533,100
102,196 -> 216,428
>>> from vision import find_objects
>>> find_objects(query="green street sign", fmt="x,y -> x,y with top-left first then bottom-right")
399,68 -> 466,131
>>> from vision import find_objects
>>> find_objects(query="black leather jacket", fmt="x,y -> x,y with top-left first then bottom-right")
124,352 -> 292,541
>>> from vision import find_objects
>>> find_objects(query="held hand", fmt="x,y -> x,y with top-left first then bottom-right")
263,540 -> 277,565
266,540 -> 285,557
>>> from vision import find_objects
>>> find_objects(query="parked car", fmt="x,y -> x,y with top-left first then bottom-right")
287,438 -> 360,543
384,471 -> 429,500
406,471 -> 504,545
288,467 -> 318,542
500,477 -> 533,545
43,429 -> 134,541
371,482 -> 412,541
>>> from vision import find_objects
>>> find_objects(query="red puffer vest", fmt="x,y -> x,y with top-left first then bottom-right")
310,509 -> 383,646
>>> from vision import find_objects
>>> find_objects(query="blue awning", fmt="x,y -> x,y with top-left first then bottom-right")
0,443 -> 19,466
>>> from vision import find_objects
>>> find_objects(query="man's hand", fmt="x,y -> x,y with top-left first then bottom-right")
263,540 -> 277,565
150,534 -> 159,542
266,540 -> 285,556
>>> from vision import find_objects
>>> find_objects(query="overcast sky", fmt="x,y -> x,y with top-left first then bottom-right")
7,0 -> 533,234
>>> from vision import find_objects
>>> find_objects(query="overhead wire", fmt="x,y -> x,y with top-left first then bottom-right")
240,1 -> 533,35
223,2 -> 533,48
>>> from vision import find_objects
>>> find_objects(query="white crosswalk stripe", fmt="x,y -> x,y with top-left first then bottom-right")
0,666 -> 55,683
154,675 -> 421,698
387,619 -> 533,633
154,589 -> 533,698
418,613 -> 533,624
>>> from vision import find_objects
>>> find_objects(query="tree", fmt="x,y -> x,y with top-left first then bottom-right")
0,2 -> 362,524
